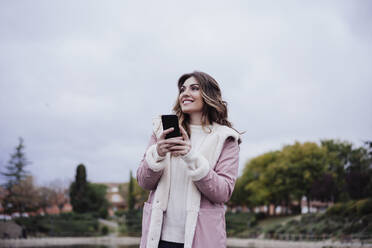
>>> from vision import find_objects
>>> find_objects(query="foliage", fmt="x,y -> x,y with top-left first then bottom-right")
259,199 -> 372,240
101,226 -> 109,235
8,176 -> 40,213
128,170 -> 135,211
69,164 -> 109,218
225,212 -> 256,236
119,174 -> 149,210
15,212 -> 100,237
1,138 -> 32,214
230,139 -> 372,212
118,209 -> 142,236
69,164 -> 89,213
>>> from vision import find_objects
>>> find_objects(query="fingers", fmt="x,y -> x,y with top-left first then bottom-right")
156,142 -> 172,157
168,145 -> 187,151
179,125 -> 189,141
163,138 -> 188,146
158,126 -> 191,157
171,149 -> 189,157
160,127 -> 174,140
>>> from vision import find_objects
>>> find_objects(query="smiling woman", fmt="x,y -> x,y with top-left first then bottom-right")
137,71 -> 241,248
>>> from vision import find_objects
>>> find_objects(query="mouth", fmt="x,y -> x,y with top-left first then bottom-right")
182,99 -> 194,105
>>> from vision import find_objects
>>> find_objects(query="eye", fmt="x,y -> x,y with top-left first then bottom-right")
179,87 -> 185,93
191,85 -> 199,91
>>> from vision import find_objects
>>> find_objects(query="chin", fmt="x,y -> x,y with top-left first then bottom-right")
181,109 -> 192,114
181,108 -> 201,115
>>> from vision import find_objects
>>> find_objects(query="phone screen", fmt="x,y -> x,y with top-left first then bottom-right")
161,115 -> 181,139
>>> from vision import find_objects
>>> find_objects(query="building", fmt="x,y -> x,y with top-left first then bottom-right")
100,183 -> 126,216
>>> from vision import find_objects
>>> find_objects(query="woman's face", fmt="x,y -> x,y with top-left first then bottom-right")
179,77 -> 204,114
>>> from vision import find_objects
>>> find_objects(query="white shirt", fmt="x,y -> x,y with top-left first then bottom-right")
161,124 -> 211,243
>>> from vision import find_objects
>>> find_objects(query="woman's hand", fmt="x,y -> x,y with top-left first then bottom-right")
156,128 -> 176,157
168,125 -> 191,157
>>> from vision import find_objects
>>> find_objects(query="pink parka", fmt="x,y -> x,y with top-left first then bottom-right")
137,132 -> 240,248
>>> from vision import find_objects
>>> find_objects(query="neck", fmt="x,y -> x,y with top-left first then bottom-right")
189,112 -> 207,125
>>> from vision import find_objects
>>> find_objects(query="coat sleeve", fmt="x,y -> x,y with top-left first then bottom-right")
136,133 -> 166,191
183,138 -> 240,203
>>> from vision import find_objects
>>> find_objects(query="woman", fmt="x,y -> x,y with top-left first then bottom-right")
137,71 -> 240,248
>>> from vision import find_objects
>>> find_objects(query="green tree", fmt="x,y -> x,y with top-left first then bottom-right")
1,138 -> 31,214
69,164 -> 109,218
233,141 -> 327,214
127,170 -> 135,211
88,183 -> 109,218
279,142 -> 327,213
321,139 -> 353,201
236,151 -> 280,212
345,145 -> 372,199
321,139 -> 372,201
69,164 -> 89,213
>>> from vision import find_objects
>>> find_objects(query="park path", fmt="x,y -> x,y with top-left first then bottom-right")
1,237 -> 371,248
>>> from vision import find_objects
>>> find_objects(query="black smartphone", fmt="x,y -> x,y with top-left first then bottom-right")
161,115 -> 181,139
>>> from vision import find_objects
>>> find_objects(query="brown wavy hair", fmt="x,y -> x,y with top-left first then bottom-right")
173,71 -> 240,142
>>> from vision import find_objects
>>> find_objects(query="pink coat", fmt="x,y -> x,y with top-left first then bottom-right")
137,133 -> 240,248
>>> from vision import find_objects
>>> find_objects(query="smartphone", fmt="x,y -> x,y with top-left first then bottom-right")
161,115 -> 181,139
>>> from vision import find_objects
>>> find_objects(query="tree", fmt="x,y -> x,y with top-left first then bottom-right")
1,138 -> 31,214
7,176 -> 39,214
69,164 -> 109,218
127,170 -> 135,211
310,173 -> 337,202
235,151 -> 281,212
69,164 -> 89,213
345,145 -> 372,199
279,142 -> 327,213
87,183 -> 109,218
321,139 -> 353,202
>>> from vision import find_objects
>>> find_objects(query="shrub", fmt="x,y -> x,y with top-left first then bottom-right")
265,224 -> 282,235
356,198 -> 372,216
115,210 -> 126,217
226,212 -> 256,236
101,226 -> 109,235
326,202 -> 346,216
344,201 -> 357,217
15,213 -> 100,237
255,212 -> 266,221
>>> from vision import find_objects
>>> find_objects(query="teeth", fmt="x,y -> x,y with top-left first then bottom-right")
183,100 -> 193,104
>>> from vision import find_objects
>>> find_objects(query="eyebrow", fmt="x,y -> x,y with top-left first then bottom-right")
181,83 -> 199,88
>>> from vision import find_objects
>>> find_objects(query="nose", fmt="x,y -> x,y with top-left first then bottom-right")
180,87 -> 191,97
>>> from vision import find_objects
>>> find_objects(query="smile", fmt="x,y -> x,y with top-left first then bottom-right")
182,99 -> 194,104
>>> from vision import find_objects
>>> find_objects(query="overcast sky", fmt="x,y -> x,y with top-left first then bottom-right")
1,0 -> 371,187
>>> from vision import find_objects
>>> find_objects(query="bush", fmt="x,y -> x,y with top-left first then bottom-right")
101,226 -> 109,235
226,212 -> 256,236
120,210 -> 142,236
15,213 -> 100,237
119,224 -> 127,235
356,198 -> 372,216
344,201 -> 357,217
326,202 -> 346,216
115,210 -> 126,217
255,212 -> 266,221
